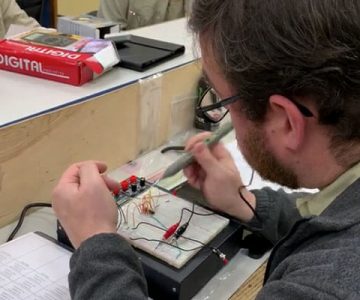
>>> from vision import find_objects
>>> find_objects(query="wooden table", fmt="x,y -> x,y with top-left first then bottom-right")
231,262 -> 267,300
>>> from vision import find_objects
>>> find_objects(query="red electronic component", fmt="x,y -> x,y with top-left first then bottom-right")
113,186 -> 120,197
121,180 -> 129,191
222,257 -> 229,265
130,175 -> 137,184
212,248 -> 228,265
163,223 -> 180,240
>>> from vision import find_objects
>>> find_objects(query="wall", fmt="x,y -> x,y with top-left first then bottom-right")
58,1 -> 99,16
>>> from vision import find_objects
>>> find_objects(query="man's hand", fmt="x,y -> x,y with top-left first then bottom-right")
52,161 -> 120,248
184,132 -> 256,222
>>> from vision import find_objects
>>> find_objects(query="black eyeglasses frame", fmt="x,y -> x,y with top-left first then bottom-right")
197,89 -> 314,123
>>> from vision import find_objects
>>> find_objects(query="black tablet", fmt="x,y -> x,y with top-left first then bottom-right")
107,34 -> 185,72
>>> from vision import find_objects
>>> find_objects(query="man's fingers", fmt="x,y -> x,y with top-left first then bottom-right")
185,133 -> 232,162
57,164 -> 81,187
191,142 -> 220,174
103,175 -> 120,192
79,162 -> 107,188
57,161 -> 107,186
185,132 -> 211,151
211,143 -> 233,161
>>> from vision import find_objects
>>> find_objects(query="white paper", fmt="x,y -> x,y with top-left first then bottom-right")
0,232 -> 71,300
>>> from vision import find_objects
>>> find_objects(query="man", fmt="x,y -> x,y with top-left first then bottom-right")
97,0 -> 192,30
53,0 -> 360,299
0,0 -> 39,38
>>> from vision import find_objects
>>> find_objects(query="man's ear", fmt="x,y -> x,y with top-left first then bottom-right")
267,95 -> 306,151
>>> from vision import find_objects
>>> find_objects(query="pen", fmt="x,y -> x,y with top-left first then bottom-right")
161,122 -> 234,179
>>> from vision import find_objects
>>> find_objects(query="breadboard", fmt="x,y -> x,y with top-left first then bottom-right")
117,186 -> 229,269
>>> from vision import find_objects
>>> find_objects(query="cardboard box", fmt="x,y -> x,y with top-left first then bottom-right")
58,15 -> 120,39
0,29 -> 120,86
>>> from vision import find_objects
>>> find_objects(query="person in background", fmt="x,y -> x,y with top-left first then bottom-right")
0,0 -> 39,38
53,0 -> 360,299
97,0 -> 192,30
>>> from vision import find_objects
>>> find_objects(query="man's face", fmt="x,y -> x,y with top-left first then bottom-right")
242,125 -> 299,189
200,37 -> 299,189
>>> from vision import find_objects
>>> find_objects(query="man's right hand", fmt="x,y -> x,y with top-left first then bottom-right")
52,161 -> 120,249
184,132 -> 256,222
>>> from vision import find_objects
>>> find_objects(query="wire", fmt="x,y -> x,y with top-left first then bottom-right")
173,202 -> 214,240
238,187 -> 262,222
246,169 -> 255,187
130,237 -> 205,252
131,221 -> 166,231
118,206 -> 127,224
150,215 -> 167,229
116,209 -> 123,230
160,146 -> 185,153
187,201 -> 195,224
180,234 -> 206,246
128,212 -> 228,263
237,169 -> 262,222
172,202 -> 197,240
130,235 -> 227,264
131,221 -> 205,246
7,202 -> 52,242
178,207 -> 215,224
118,176 -> 226,259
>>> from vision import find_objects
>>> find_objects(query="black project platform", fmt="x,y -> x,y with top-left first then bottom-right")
57,176 -> 243,300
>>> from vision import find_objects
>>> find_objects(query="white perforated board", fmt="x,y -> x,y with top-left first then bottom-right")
117,186 -> 229,269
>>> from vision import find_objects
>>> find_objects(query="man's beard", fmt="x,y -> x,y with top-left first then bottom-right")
241,126 -> 299,189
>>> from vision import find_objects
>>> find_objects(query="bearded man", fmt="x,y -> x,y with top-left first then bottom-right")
53,0 -> 360,298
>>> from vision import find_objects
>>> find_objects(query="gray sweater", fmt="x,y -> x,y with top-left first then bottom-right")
69,179 -> 360,299
69,234 -> 148,299
253,180 -> 360,299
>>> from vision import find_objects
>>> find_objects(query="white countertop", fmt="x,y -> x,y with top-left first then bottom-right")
0,18 -> 198,128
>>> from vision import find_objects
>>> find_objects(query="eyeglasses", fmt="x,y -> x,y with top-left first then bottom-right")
196,88 -> 314,124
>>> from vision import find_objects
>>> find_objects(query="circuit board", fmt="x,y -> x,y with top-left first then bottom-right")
115,178 -> 229,269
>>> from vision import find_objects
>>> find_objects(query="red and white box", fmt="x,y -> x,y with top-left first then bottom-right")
0,29 -> 120,86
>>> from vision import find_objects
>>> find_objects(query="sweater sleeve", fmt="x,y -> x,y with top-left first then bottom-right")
69,233 -> 148,300
2,0 -> 39,33
97,0 -> 129,30
245,188 -> 305,244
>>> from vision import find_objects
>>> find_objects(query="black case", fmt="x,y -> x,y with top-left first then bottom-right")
107,34 -> 185,71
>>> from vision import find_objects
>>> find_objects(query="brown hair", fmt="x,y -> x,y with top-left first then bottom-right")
189,0 -> 360,146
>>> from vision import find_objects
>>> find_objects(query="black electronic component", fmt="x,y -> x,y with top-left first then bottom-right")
139,177 -> 146,188
131,183 -> 137,193
173,223 -> 189,240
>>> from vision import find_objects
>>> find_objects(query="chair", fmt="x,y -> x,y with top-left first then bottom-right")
16,0 -> 57,28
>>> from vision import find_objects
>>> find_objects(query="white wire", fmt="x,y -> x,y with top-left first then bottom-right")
116,209 -> 122,230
